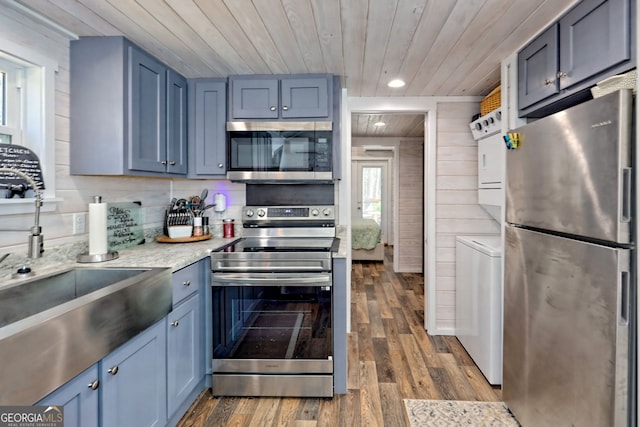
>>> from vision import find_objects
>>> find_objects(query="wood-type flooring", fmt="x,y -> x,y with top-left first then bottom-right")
177,247 -> 500,426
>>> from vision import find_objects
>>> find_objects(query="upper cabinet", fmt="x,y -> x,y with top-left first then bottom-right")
187,79 -> 227,178
518,0 -> 635,117
228,75 -> 333,121
70,37 -> 187,176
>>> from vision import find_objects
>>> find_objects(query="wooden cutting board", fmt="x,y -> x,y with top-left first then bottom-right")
155,234 -> 212,243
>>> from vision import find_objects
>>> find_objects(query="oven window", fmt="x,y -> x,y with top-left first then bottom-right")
212,285 -> 332,360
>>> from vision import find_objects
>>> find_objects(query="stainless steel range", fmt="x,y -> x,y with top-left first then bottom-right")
210,204 -> 339,397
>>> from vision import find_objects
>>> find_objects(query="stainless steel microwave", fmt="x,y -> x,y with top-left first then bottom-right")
226,121 -> 333,182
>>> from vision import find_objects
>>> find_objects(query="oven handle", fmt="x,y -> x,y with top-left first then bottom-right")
211,272 -> 332,287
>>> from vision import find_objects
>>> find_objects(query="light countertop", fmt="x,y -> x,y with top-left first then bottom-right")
1,228 -> 347,287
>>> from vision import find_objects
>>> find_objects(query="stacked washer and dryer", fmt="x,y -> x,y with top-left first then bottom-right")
454,108 -> 504,385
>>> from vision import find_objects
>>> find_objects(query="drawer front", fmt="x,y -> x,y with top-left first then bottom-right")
172,263 -> 199,304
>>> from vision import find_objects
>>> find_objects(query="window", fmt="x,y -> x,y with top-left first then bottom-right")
0,57 -> 23,150
0,36 -> 57,213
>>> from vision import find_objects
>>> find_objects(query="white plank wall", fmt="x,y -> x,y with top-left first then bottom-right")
435,102 -> 500,332
397,139 -> 424,273
0,5 -> 245,255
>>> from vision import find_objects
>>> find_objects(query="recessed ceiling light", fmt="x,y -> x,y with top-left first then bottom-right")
388,79 -> 405,88
374,121 -> 386,127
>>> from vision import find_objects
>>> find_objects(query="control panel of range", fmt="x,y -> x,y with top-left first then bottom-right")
242,205 -> 335,221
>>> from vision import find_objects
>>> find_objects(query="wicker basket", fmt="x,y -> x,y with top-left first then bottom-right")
480,86 -> 501,116
591,69 -> 637,98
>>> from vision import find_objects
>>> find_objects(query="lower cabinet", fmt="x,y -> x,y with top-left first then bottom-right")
36,260 -> 208,427
167,293 -> 203,417
101,319 -> 167,427
38,364 -> 100,427
36,319 -> 167,427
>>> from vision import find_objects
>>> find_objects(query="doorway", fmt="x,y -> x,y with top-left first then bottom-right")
351,160 -> 390,243
343,97 -> 435,331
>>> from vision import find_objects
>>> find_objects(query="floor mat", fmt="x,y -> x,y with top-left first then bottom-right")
404,399 -> 519,427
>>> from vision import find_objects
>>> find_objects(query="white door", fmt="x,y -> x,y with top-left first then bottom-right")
351,160 -> 389,243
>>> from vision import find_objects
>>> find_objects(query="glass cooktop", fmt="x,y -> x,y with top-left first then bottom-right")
214,237 -> 338,253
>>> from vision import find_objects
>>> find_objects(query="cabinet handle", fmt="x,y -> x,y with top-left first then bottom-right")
183,280 -> 191,287
217,163 -> 224,168
269,106 -> 277,111
282,106 -> 289,111
171,320 -> 179,327
557,71 -> 567,79
544,78 -> 555,86
169,161 -> 176,165
87,380 -> 99,390
107,366 -> 119,375
160,160 -> 168,165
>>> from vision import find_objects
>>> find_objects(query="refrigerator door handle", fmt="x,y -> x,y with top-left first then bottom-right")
618,270 -> 630,325
621,167 -> 632,223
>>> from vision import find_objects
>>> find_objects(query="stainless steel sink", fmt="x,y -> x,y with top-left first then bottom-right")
0,266 -> 172,405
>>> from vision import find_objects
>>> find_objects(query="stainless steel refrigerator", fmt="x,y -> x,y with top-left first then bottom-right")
504,89 -> 635,427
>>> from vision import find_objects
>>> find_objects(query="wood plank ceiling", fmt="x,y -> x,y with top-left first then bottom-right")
10,0 -> 577,136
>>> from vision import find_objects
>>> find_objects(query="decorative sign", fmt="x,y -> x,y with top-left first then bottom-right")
107,201 -> 145,251
0,143 -> 45,197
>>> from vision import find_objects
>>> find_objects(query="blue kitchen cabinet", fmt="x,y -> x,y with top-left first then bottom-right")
518,24 -> 558,111
230,78 -> 279,119
187,79 -> 227,177
37,364 -> 100,427
101,318 -> 167,427
518,0 -> 635,117
229,75 -> 332,120
129,46 -> 167,173
166,261 -> 206,423
167,295 -> 202,417
33,259 -> 211,427
70,36 -> 187,176
166,70 -> 188,175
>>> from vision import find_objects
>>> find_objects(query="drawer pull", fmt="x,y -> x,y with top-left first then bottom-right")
107,366 -> 119,375
183,280 -> 191,287
171,320 -> 179,327
87,380 -> 99,390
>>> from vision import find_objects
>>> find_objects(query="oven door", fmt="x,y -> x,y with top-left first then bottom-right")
211,272 -> 333,373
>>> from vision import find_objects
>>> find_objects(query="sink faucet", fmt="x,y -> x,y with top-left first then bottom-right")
0,167 -> 44,258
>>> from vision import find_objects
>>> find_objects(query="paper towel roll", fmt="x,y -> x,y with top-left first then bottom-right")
214,193 -> 226,212
89,199 -> 108,255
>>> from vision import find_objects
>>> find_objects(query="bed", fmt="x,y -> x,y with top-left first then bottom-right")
351,217 -> 384,261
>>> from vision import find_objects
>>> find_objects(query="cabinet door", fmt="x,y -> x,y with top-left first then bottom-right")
231,78 -> 279,119
37,364 -> 100,427
166,69 -> 187,175
129,46 -> 167,173
518,24 -> 559,110
281,77 -> 330,118
558,0 -> 631,90
101,319 -> 167,427
167,294 -> 203,417
189,80 -> 227,176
